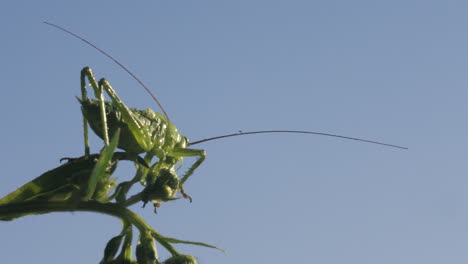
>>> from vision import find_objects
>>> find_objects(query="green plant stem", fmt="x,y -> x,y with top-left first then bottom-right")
0,200 -> 180,256
124,192 -> 143,207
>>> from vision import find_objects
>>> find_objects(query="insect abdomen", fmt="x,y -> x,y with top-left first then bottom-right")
79,98 -> 164,154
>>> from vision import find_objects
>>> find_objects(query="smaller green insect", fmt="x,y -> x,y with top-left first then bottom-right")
45,22 -> 407,211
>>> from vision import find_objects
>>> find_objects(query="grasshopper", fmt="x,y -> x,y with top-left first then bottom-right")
44,22 -> 407,211
0,22 -> 408,264
78,66 -> 205,205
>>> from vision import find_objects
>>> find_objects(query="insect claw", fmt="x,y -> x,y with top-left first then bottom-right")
182,192 -> 193,203
153,202 -> 160,214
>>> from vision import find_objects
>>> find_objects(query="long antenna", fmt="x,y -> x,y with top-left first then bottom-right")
43,21 -> 170,121
189,130 -> 408,149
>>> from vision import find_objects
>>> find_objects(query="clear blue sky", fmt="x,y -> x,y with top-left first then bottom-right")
1,1 -> 468,263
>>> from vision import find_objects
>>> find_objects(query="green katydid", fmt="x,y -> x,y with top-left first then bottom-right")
44,22 -> 407,211
0,22 -> 409,264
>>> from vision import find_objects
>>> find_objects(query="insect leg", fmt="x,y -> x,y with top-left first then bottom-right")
80,72 -> 90,156
168,148 -> 206,201
98,78 -> 155,152
84,129 -> 121,201
81,67 -> 110,148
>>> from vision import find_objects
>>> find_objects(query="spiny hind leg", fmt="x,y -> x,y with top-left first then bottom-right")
80,67 -> 110,151
82,67 -> 150,152
98,78 -> 154,152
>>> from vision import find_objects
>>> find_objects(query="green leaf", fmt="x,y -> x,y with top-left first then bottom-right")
100,234 -> 124,264
154,234 -> 225,253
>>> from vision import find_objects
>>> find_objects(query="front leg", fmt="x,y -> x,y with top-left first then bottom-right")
168,148 -> 206,202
